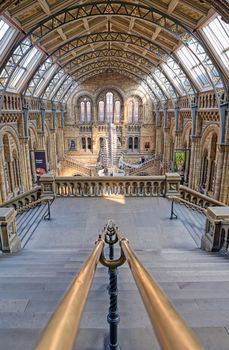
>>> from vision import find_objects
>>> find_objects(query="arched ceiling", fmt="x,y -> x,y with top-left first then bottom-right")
1,0 -> 229,106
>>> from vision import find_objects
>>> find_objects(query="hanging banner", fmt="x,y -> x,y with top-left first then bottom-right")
35,150 -> 47,183
174,150 -> 185,173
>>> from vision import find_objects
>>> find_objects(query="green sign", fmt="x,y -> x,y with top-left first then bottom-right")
174,151 -> 185,172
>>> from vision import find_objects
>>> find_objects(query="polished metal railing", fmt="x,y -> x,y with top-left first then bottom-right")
33,221 -> 205,350
33,236 -> 104,350
120,236 -> 204,350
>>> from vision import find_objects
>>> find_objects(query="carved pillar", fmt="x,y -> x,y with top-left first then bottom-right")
188,136 -> 201,190
38,107 -> 46,150
49,108 -> 57,173
214,103 -> 229,203
155,107 -> 162,156
30,148 -> 37,184
21,104 -> 32,190
219,144 -> 229,203
19,137 -> 32,191
0,140 -> 7,203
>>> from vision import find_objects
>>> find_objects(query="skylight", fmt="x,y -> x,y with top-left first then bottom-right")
177,45 -> 211,89
202,16 -> 229,70
8,47 -> 42,89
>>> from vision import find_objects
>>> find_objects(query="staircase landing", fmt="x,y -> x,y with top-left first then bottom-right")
1,198 -> 229,350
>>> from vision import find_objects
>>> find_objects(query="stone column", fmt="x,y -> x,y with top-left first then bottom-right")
0,140 -> 7,203
20,104 -> 32,191
188,136 -> 201,190
163,128 -> 170,172
214,144 -> 225,201
218,145 -> 229,203
19,137 -> 32,191
184,147 -> 191,184
38,107 -> 46,150
30,148 -> 37,184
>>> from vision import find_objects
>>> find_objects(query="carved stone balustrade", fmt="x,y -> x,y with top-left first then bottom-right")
0,207 -> 21,253
40,173 -> 181,198
179,185 -> 225,208
201,206 -> 229,252
0,187 -> 41,211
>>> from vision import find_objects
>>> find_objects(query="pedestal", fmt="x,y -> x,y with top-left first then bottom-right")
0,207 -> 21,253
201,206 -> 229,252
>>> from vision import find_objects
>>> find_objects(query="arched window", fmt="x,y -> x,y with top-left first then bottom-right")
82,137 -> 86,151
79,97 -> 92,123
86,101 -> 91,122
106,92 -> 113,122
80,101 -> 85,122
134,137 -> 139,151
128,137 -> 133,151
98,101 -> 105,122
128,101 -> 133,123
133,100 -> 139,123
128,97 -> 140,123
114,100 -> 121,123
87,137 -> 92,150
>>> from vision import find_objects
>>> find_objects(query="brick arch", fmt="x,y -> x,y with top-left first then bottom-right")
0,125 -> 20,152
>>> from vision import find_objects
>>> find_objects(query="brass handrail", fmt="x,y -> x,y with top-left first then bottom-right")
120,238 -> 205,350
33,237 -> 104,350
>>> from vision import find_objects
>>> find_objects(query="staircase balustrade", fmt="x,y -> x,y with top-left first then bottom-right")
179,185 -> 225,208
0,187 -> 41,211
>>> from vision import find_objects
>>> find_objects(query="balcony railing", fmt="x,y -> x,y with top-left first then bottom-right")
40,173 -> 181,198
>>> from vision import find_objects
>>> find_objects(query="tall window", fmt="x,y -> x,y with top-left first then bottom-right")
133,100 -> 139,123
80,98 -> 92,123
80,101 -> 85,122
128,97 -> 140,123
128,101 -> 133,123
114,100 -> 121,123
98,101 -> 105,122
106,92 -> 113,122
86,101 -> 91,122
97,90 -> 122,123
202,16 -> 229,71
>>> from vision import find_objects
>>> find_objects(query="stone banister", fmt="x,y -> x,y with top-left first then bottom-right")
40,173 -> 180,198
0,187 -> 41,211
179,185 -> 225,208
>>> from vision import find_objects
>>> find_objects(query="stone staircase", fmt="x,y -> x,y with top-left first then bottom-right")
1,197 -> 229,350
1,246 -> 229,349
128,158 -> 160,176
62,158 -> 92,176
16,202 -> 50,248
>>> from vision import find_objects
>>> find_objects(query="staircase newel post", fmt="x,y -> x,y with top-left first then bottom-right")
106,222 -> 120,350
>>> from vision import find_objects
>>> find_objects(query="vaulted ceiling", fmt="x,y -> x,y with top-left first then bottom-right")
1,0 -> 229,105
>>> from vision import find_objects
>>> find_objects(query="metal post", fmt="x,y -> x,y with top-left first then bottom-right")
106,222 -> 120,350
170,199 -> 177,220
44,200 -> 51,220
